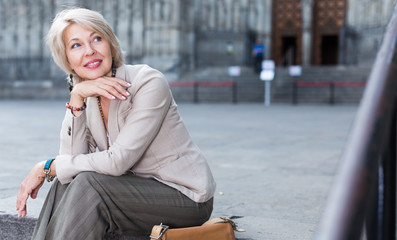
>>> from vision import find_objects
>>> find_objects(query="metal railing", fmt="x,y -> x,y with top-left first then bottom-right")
316,4 -> 397,240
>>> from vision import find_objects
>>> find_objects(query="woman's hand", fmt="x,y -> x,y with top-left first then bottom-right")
71,76 -> 131,102
16,161 -> 46,217
68,76 -> 131,116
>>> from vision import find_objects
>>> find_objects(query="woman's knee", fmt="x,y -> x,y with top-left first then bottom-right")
73,171 -> 107,187
73,171 -> 98,182
68,172 -> 113,199
65,172 -> 105,198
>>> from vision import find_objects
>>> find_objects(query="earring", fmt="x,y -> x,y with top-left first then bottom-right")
67,74 -> 74,92
112,61 -> 116,77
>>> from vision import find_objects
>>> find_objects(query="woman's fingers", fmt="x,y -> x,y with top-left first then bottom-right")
104,76 -> 131,88
101,83 -> 129,101
16,185 -> 29,216
18,206 -> 26,217
101,77 -> 131,99
16,182 -> 28,208
74,77 -> 131,100
30,181 -> 43,199
18,204 -> 27,217
16,163 -> 45,217
97,88 -> 117,101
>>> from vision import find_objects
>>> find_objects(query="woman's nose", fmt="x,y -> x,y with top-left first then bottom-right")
85,44 -> 96,56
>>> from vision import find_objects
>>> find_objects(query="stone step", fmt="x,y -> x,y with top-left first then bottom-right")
0,214 -> 249,240
173,66 -> 264,103
272,66 -> 372,103
0,214 -> 147,240
173,65 -> 372,104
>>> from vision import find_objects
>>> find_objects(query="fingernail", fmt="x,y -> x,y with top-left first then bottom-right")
111,96 -> 116,100
125,91 -> 130,96
122,96 -> 126,100
127,83 -> 131,86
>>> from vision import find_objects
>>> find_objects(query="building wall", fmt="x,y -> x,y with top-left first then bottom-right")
0,0 -> 273,82
0,0 -> 187,82
0,0 -> 55,81
194,0 -> 272,67
345,0 -> 395,65
0,0 -> 394,83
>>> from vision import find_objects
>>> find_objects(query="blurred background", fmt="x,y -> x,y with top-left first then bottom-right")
0,0 -> 394,102
1,1 -> 397,238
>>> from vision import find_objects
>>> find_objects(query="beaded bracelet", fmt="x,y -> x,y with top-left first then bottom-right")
66,102 -> 86,111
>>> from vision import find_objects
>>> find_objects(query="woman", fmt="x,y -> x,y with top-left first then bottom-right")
16,8 -> 216,239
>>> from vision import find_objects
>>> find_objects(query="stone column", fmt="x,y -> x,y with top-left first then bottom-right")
301,0 -> 313,66
252,0 -> 272,60
0,1 -> 6,58
115,0 -> 130,55
130,0 -> 144,61
263,0 -> 272,60
29,0 -> 42,59
1,1 -> 16,59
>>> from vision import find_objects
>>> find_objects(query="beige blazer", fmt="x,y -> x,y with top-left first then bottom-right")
55,64 -> 216,203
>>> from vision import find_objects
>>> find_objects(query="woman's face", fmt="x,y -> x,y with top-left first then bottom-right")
64,23 -> 113,80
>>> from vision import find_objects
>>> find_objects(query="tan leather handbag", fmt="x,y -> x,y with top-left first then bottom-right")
149,217 -> 244,240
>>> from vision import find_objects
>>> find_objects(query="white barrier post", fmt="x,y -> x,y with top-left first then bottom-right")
260,60 -> 275,106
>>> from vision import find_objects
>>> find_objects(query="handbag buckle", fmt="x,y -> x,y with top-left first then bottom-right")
150,223 -> 169,239
220,217 -> 246,232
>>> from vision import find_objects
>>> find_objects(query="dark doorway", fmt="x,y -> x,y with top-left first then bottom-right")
321,35 -> 338,65
282,36 -> 297,66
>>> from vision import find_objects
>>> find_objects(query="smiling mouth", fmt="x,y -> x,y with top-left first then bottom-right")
84,60 -> 102,68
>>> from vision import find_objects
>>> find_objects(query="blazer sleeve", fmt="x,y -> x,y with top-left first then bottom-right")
58,110 -> 97,155
55,66 -> 172,184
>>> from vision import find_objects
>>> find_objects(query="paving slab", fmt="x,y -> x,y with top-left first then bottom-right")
0,100 -> 358,239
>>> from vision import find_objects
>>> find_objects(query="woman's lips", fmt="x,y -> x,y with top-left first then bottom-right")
84,59 -> 102,69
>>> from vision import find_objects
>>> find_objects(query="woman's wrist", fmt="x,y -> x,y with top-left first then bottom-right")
69,91 -> 85,116
36,161 -> 47,179
37,159 -> 57,179
70,91 -> 85,105
43,158 -> 56,182
66,102 -> 86,111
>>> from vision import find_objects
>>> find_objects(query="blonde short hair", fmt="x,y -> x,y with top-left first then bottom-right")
47,8 -> 124,84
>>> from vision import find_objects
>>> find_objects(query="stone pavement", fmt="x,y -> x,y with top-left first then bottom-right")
0,100 -> 358,239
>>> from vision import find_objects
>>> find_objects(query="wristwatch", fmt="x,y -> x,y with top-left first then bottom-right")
43,158 -> 56,182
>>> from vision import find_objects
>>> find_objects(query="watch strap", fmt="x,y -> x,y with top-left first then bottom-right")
44,158 -> 55,170
43,158 -> 56,182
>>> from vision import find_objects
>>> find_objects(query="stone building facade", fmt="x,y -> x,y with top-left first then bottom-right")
0,0 -> 394,83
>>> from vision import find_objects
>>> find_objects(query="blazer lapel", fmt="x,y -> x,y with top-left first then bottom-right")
108,65 -> 128,144
108,99 -> 120,144
86,97 -> 108,151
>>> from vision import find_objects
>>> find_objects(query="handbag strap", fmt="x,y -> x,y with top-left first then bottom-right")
203,217 -> 245,232
202,217 -> 228,225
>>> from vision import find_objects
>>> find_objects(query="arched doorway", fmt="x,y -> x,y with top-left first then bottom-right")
312,0 -> 347,65
271,0 -> 302,66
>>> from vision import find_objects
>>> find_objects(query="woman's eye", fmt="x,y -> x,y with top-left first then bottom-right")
71,43 -> 81,49
94,36 -> 102,42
